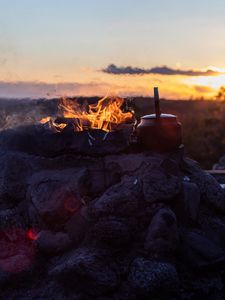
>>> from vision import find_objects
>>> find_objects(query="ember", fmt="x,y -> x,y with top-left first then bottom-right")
40,96 -> 133,132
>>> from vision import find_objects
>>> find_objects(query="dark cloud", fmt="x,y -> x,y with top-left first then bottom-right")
102,64 -> 222,76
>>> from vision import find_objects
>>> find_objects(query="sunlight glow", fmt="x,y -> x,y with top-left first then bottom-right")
184,74 -> 225,90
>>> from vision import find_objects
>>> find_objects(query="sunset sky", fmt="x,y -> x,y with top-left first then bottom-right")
1,0 -> 225,99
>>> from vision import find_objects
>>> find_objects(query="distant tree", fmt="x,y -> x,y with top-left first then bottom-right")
215,86 -> 225,101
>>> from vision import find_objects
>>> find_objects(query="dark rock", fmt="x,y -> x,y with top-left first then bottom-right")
0,151 -> 36,209
90,217 -> 131,248
0,269 -> 11,285
0,124 -> 133,157
27,168 -> 87,227
50,247 -> 120,295
179,230 -> 225,270
0,228 -> 35,274
144,207 -> 178,258
142,169 -> 181,203
181,158 -> 225,213
191,172 -> 225,213
88,175 -> 141,219
199,214 -> 225,250
175,182 -> 201,225
128,258 -> 179,296
213,155 -> 225,170
36,230 -> 72,255
65,207 -> 88,245
104,153 -> 146,174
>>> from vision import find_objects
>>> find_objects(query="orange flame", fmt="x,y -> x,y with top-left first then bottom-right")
40,96 -> 133,132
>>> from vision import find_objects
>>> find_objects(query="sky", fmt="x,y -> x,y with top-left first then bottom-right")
0,0 -> 225,99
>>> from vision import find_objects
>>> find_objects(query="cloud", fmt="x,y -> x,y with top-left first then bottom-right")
102,64 -> 222,76
193,85 -> 214,93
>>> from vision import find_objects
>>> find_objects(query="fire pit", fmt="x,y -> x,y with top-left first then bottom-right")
0,91 -> 225,300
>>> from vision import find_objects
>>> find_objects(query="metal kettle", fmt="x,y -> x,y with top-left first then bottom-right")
136,87 -> 182,152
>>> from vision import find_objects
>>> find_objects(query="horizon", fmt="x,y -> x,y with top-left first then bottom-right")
1,0 -> 225,99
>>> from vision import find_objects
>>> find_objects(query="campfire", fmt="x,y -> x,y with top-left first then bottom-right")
40,96 -> 134,133
0,88 -> 225,300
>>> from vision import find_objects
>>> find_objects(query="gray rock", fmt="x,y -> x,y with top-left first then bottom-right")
144,207 -> 178,258
128,258 -> 179,296
36,230 -> 72,255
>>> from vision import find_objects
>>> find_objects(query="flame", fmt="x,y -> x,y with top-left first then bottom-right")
40,116 -> 51,124
40,96 -> 133,132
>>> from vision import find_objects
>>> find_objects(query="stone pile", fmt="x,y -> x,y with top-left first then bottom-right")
0,125 -> 225,300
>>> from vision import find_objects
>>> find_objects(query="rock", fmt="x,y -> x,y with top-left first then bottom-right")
0,269 -> 11,285
213,155 -> 225,170
179,230 -> 225,270
65,207 -> 88,245
0,151 -> 36,209
142,169 -> 181,203
90,217 -> 131,248
27,168 -> 88,227
144,207 -> 178,258
191,172 -> 225,213
88,175 -> 141,219
0,124 -> 132,157
181,158 -> 225,213
200,214 -> 225,250
104,153 -> 146,174
36,230 -> 72,255
175,182 -> 201,224
128,258 -> 179,296
0,228 -> 35,274
50,247 -> 120,295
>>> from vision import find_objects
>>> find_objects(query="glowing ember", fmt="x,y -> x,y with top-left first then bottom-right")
26,228 -> 40,241
40,96 -> 133,132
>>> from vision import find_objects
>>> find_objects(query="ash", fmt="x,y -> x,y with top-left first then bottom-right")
0,124 -> 225,300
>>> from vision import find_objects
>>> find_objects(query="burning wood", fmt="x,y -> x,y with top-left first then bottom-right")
40,96 -> 133,132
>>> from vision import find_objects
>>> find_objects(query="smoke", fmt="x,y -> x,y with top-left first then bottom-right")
0,81 -> 111,99
102,64 -> 221,76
